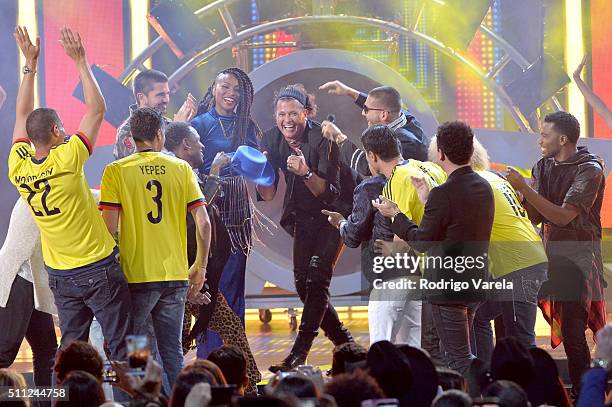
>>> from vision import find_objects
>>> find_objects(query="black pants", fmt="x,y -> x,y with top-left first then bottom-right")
293,215 -> 350,344
559,301 -> 590,392
0,275 -> 57,387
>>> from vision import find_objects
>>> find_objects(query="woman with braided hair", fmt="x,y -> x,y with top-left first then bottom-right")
190,67 -> 261,362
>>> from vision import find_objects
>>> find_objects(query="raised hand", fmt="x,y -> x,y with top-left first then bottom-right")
319,80 -> 357,98
321,120 -> 347,144
286,149 -> 309,176
573,54 -> 588,79
505,166 -> 527,192
14,26 -> 40,63
185,382 -> 212,407
59,26 -> 86,64
411,176 -> 431,204
174,93 -> 197,122
210,151 -> 231,176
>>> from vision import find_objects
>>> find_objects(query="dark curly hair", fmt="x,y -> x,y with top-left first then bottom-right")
361,124 -> 401,161
169,366 -> 221,407
436,121 -> 474,165
195,67 -> 262,150
544,111 -> 580,143
207,345 -> 247,390
54,341 -> 104,383
130,107 -> 165,142
324,370 -> 385,407
331,341 -> 368,376
56,370 -> 105,407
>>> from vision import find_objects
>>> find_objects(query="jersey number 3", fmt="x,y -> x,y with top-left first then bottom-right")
20,179 -> 61,216
146,180 -> 163,224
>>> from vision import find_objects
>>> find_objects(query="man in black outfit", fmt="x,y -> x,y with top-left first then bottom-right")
506,111 -> 606,396
257,85 -> 353,372
374,121 -> 494,375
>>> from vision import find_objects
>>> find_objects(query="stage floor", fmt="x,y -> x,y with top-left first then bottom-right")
11,307 -> 597,383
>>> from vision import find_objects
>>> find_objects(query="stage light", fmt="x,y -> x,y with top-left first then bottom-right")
130,0 -> 150,68
72,66 -> 134,128
503,53 -> 570,117
18,0 -> 39,108
148,0 -> 216,59
430,0 -> 492,50
565,0 -> 586,137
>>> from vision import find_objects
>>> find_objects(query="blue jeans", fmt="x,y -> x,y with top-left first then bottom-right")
471,263 -> 547,362
130,284 -> 188,390
197,251 -> 246,358
47,255 -> 131,361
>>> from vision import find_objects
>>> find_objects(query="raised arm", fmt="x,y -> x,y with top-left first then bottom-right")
12,26 -> 40,143
319,80 -> 360,101
59,27 -> 106,146
573,55 -> 612,129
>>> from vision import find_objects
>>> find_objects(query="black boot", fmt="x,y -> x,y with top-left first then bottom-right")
325,324 -> 354,346
269,332 -> 316,373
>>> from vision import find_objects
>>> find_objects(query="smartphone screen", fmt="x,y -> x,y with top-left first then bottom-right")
126,335 -> 150,373
102,362 -> 118,383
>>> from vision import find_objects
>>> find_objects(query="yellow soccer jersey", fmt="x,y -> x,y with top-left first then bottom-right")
383,160 -> 447,224
99,151 -> 206,284
8,134 -> 116,270
477,171 -> 547,278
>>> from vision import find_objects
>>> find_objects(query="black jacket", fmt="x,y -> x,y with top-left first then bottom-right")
259,120 -> 341,235
339,93 -> 428,177
531,147 -> 606,297
391,166 -> 494,302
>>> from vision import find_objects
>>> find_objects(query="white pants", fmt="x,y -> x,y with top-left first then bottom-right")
368,279 -> 422,346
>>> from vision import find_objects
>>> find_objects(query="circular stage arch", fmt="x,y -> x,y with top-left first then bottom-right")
245,48 -> 437,295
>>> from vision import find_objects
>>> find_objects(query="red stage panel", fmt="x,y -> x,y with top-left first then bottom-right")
590,0 -> 612,139
42,0 -> 124,147
590,0 -> 612,228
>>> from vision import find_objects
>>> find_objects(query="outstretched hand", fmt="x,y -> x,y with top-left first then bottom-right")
319,80 -> 356,98
14,26 -> 40,63
573,54 -> 588,79
321,209 -> 345,229
59,26 -> 86,64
